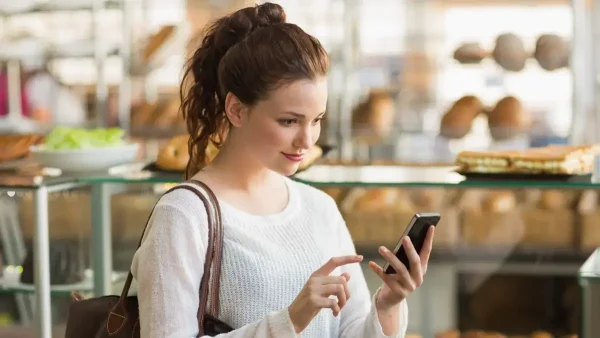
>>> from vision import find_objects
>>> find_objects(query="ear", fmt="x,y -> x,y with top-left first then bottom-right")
224,92 -> 247,128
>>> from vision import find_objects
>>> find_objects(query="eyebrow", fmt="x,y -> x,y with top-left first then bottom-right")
282,111 -> 326,118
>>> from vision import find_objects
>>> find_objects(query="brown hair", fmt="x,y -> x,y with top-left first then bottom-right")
180,2 -> 330,179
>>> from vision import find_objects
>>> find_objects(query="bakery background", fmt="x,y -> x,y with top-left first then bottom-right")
0,0 -> 600,338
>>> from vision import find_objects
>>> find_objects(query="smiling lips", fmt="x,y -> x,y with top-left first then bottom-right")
282,152 -> 304,162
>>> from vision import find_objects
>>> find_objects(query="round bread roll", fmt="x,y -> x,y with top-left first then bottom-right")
454,42 -> 488,64
353,188 -> 399,212
440,95 -> 483,139
493,33 -> 528,72
156,134 -> 190,171
482,190 -> 516,213
487,96 -> 531,140
352,90 -> 395,144
531,331 -> 554,338
539,190 -> 568,210
535,34 -> 569,71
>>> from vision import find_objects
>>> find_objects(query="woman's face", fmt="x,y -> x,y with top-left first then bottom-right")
231,77 -> 328,176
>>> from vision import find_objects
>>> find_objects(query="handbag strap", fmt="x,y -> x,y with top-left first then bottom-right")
114,180 -> 224,330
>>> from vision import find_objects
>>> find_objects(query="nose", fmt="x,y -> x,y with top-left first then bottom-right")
294,125 -> 312,150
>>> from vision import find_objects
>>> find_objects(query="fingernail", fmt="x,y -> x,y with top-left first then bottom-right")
403,237 -> 411,244
356,255 -> 363,260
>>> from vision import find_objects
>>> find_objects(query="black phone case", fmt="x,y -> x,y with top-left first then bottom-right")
384,213 -> 440,274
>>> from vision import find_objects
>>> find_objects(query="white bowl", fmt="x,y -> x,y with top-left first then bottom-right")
30,143 -> 139,173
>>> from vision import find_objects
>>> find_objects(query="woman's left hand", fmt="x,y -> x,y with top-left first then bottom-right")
368,226 -> 435,310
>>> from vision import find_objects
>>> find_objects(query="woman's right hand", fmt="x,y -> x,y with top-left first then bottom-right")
288,255 -> 364,333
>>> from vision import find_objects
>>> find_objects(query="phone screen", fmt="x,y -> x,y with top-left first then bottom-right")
384,213 -> 440,274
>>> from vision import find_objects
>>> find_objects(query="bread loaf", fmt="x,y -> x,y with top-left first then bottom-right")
535,34 -> 569,71
156,134 -> 190,171
439,95 -> 483,139
453,42 -> 488,64
487,96 -> 531,140
352,90 -> 395,144
493,33 -> 528,72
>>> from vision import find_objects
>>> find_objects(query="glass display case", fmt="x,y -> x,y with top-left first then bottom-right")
1,164 -> 597,337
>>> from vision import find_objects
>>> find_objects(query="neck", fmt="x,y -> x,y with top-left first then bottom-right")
205,136 -> 279,193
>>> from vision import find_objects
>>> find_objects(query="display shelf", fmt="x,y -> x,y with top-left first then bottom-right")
294,165 -> 600,188
4,164 -> 600,188
0,268 -> 127,295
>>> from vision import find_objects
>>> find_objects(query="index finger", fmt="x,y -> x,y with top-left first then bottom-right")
313,255 -> 363,276
420,226 -> 435,270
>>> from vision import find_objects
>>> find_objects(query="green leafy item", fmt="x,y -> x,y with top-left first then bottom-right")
44,127 -> 126,150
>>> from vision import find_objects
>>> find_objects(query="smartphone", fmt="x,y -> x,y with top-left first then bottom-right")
383,212 -> 440,274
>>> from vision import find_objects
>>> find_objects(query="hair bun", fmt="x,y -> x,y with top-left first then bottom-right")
222,3 -> 286,44
254,2 -> 286,25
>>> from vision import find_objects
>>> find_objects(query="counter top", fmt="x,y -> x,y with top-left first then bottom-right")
2,164 -> 600,189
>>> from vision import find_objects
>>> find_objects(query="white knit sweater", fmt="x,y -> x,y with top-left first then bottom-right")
130,178 -> 408,338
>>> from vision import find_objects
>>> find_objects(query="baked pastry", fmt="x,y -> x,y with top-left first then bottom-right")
352,90 -> 395,144
142,25 -> 176,62
131,101 -> 158,127
538,190 -> 568,210
440,95 -> 483,139
298,145 -> 323,171
156,134 -> 189,171
352,188 -> 400,212
487,96 -> 530,140
535,34 -> 569,71
454,43 -> 488,64
510,145 -> 599,174
456,150 -> 509,173
482,190 -> 516,213
493,33 -> 528,72
0,133 -> 44,162
154,99 -> 181,127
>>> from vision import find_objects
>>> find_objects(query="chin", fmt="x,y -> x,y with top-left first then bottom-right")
271,163 -> 300,176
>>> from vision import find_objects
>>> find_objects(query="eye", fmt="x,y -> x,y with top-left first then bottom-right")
278,119 -> 297,126
312,117 -> 324,125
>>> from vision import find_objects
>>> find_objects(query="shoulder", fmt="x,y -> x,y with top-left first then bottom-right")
287,178 -> 339,214
155,184 -> 210,221
146,185 -> 211,240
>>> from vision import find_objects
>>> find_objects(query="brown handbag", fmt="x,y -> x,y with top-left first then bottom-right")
65,180 -> 234,337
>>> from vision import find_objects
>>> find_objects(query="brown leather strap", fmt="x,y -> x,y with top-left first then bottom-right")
190,179 -> 224,317
115,180 -> 223,334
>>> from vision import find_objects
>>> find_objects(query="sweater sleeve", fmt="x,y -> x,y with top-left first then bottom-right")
130,199 -> 299,338
331,202 -> 409,338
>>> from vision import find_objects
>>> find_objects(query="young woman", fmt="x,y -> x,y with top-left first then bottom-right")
131,3 -> 435,337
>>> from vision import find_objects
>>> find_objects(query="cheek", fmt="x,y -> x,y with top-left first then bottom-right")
250,120 -> 292,149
